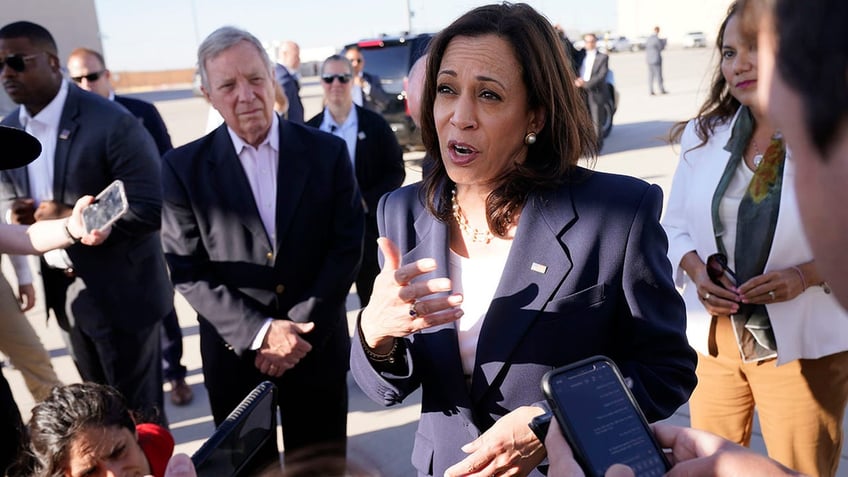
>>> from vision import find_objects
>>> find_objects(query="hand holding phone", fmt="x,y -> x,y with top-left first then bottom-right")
82,180 -> 128,233
541,356 -> 670,477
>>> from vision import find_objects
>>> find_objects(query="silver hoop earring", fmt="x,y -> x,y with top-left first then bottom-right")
524,132 -> 537,145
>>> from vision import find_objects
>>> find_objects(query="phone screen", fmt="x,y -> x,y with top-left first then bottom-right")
82,180 -> 128,233
543,357 -> 669,477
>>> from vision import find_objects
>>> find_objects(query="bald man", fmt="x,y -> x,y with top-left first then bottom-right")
274,40 -> 305,123
406,54 -> 427,127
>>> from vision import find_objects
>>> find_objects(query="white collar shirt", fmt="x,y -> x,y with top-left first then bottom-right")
319,104 -> 358,166
19,79 -> 69,203
228,113 -> 280,247
580,49 -> 597,82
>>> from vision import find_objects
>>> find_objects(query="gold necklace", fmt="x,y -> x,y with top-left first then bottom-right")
451,187 -> 493,244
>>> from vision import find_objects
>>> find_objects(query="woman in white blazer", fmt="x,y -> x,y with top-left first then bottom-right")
662,4 -> 848,477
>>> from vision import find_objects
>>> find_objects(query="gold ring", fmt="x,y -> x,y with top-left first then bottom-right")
769,290 -> 776,301
703,292 -> 711,300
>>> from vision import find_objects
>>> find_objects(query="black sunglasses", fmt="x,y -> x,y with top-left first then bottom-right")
0,53 -> 40,73
70,70 -> 106,83
706,253 -> 738,287
321,74 -> 352,84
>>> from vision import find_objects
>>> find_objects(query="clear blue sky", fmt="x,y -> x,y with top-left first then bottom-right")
94,0 -> 615,71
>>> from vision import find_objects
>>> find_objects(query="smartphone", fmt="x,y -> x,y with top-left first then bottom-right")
541,356 -> 670,477
192,381 -> 278,476
82,179 -> 128,233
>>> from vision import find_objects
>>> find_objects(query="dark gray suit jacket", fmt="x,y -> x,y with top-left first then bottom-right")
0,83 -> 173,331
351,170 -> 697,476
161,118 -> 364,356
274,64 -> 304,124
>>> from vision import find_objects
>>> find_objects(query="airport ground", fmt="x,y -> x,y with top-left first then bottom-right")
4,46 -> 848,476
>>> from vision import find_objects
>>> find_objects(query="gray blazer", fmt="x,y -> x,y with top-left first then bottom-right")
351,170 -> 697,476
645,33 -> 666,64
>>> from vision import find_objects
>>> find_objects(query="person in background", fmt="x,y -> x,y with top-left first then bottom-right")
0,125 -> 108,477
574,33 -> 610,150
13,382 -> 174,477
350,4 -> 696,476
162,26 -> 363,472
306,54 -> 404,308
344,45 -> 390,112
662,4 -> 848,476
740,0 -> 848,309
274,40 -> 304,124
0,21 -> 173,425
406,54 -> 427,129
66,46 -> 193,407
645,26 -> 667,95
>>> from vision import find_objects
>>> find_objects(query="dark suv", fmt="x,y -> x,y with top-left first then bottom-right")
344,33 -> 433,149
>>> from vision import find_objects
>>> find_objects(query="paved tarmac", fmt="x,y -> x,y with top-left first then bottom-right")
3,46 -> 847,476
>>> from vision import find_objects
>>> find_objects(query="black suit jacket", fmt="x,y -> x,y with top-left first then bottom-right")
161,117 -> 364,355
114,95 -> 173,155
274,64 -> 304,124
0,83 -> 173,330
306,105 -> 404,215
359,71 -> 391,112
351,171 -> 697,476
579,50 -> 611,105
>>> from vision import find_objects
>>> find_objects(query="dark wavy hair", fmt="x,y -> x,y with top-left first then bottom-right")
669,2 -> 741,148
419,2 -> 596,236
15,383 -> 136,477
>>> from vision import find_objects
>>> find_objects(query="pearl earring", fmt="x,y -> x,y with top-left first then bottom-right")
524,132 -> 537,145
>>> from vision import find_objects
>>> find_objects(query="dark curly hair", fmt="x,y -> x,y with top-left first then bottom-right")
15,383 -> 136,477
419,2 -> 597,236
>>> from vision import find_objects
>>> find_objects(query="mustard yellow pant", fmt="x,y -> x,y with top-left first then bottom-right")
690,316 -> 848,477
0,274 -> 61,402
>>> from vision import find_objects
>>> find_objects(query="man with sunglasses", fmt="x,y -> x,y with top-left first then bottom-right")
66,47 -> 192,408
161,27 -> 363,470
344,45 -> 390,112
306,55 -> 404,308
0,21 -> 173,425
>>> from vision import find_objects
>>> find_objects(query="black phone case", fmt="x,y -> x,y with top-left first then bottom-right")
541,355 -> 670,477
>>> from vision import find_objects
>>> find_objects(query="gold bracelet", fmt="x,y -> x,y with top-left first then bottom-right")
357,321 -> 398,363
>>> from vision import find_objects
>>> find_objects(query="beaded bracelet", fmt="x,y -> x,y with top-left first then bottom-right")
357,321 -> 398,364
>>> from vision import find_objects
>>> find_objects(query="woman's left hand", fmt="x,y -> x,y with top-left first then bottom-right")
444,406 -> 547,477
737,268 -> 805,304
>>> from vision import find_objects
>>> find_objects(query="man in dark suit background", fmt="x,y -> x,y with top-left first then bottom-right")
161,27 -> 363,469
274,40 -> 304,124
306,54 -> 404,307
66,46 -> 193,407
0,21 -> 173,423
574,33 -> 610,150
344,45 -> 390,112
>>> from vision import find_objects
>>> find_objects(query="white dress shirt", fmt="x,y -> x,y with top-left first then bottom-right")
580,49 -> 597,82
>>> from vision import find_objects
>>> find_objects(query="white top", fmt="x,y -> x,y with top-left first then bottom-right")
662,109 -> 848,364
20,80 -> 69,204
449,248 -> 509,376
717,158 -> 755,270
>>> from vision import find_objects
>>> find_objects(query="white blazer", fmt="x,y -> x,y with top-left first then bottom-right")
662,110 -> 848,365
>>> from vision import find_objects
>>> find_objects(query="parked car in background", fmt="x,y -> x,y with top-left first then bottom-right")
682,31 -> 708,48
602,35 -> 633,53
631,36 -> 648,51
343,33 -> 433,150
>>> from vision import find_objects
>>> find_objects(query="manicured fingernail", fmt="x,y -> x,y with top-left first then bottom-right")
419,258 -> 436,269
448,294 -> 463,305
